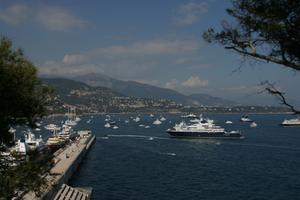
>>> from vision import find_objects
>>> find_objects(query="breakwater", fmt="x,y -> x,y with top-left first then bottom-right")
23,132 -> 95,200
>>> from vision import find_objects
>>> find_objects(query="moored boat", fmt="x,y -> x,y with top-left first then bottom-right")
153,119 -> 162,125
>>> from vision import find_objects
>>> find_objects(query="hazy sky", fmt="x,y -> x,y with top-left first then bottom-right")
1,0 -> 299,106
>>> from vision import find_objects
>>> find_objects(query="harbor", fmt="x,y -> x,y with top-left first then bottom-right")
23,130 -> 95,200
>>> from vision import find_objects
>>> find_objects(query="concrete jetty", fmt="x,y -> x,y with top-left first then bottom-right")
23,131 -> 95,200
53,184 -> 92,200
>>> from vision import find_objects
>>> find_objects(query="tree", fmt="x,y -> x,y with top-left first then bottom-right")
203,0 -> 300,113
0,37 -> 53,198
0,37 -> 52,145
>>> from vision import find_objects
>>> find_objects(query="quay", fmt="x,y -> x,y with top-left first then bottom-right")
23,131 -> 96,200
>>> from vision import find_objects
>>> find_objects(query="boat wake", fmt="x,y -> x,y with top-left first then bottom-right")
160,152 -> 176,156
105,134 -> 170,140
98,136 -> 109,140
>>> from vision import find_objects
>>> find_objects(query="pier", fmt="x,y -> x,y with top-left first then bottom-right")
23,131 -> 95,200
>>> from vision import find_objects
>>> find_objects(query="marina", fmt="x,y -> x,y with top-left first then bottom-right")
1,1 -> 300,199
68,113 -> 300,200
23,130 -> 95,200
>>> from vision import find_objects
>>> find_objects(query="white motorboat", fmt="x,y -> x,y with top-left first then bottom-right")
250,122 -> 258,128
133,116 -> 141,122
153,119 -> 162,125
64,119 -> 77,126
281,118 -> 300,126
160,116 -> 166,121
112,125 -> 119,129
104,123 -> 111,128
44,123 -> 59,131
225,120 -> 233,124
240,115 -> 253,122
181,113 -> 197,118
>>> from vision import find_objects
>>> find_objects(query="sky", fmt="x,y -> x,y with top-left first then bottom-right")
1,0 -> 299,106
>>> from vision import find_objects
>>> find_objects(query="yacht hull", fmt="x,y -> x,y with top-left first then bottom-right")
167,130 -> 243,139
280,123 -> 300,126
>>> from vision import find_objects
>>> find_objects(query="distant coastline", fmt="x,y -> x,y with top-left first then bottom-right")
47,111 -> 294,117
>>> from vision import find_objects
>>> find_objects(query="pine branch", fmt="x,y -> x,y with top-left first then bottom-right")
261,81 -> 300,115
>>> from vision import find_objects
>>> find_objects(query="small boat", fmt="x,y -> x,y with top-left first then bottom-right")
64,119 -> 77,126
139,124 -> 145,127
153,119 -> 162,125
133,116 -> 140,122
112,125 -> 119,129
145,125 -> 150,129
75,117 -> 81,122
149,137 -> 154,140
225,120 -> 233,124
181,113 -> 197,118
149,114 -> 154,118
160,116 -> 166,121
240,115 -> 253,122
104,123 -> 111,128
250,122 -> 257,128
44,124 -> 59,131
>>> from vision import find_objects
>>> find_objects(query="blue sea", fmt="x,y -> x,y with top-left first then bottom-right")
41,114 -> 300,200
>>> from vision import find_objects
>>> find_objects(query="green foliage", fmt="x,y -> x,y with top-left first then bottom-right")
0,150 -> 53,199
0,37 -> 53,146
203,0 -> 300,70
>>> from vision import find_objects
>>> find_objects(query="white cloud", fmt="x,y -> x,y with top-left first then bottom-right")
0,4 -> 29,25
174,2 -> 208,25
132,79 -> 160,86
63,54 -> 88,65
0,3 -> 87,31
38,60 -> 101,76
181,76 -> 208,88
165,79 -> 180,90
35,6 -> 87,31
164,76 -> 208,91
38,38 -> 202,78
95,39 -> 200,56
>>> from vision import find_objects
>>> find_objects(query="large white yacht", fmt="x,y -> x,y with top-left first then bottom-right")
167,116 -> 243,139
281,118 -> 300,126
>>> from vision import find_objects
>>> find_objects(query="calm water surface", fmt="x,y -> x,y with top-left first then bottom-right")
59,114 -> 300,200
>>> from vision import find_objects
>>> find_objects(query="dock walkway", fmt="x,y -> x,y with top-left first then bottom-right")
23,132 -> 95,200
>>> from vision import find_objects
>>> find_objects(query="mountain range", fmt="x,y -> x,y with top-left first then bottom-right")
68,73 -> 237,106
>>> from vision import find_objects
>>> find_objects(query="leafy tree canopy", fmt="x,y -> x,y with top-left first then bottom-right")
203,0 -> 300,113
203,0 -> 300,71
0,37 -> 52,146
